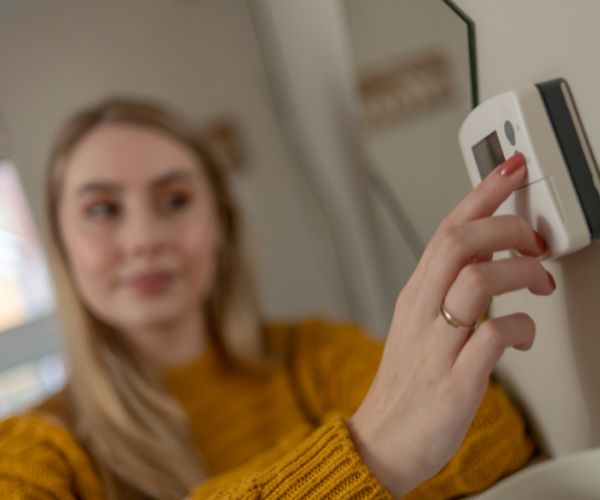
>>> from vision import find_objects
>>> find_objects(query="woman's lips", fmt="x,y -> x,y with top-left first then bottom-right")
126,272 -> 174,294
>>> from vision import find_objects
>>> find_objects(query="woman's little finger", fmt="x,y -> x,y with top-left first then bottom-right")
452,313 -> 536,386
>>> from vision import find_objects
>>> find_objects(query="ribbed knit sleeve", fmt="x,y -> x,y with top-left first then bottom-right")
280,317 -> 536,498
0,409 -> 389,500
190,412 -> 392,499
0,414 -> 103,499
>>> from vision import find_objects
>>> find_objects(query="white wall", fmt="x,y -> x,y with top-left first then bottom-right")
0,0 -> 353,344
456,0 -> 600,457
253,0 -> 395,335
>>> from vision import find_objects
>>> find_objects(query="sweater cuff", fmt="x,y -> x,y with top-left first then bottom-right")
260,411 -> 392,499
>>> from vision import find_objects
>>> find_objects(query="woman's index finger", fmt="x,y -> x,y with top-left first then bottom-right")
445,153 -> 527,226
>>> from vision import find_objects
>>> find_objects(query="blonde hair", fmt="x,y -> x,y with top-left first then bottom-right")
44,97 -> 268,499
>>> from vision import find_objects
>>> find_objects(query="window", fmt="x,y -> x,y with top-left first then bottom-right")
0,158 -> 63,416
0,159 -> 54,331
0,353 -> 64,416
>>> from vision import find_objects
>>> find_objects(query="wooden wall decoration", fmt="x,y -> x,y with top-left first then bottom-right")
357,51 -> 455,130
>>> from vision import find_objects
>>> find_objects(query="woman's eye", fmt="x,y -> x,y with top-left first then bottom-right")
84,202 -> 120,220
161,193 -> 190,211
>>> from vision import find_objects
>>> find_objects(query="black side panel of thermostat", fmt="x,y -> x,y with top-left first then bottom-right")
536,78 -> 600,239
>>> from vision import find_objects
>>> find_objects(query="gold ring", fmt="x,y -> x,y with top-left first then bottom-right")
440,302 -> 476,333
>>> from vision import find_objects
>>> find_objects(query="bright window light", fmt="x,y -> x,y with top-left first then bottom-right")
0,159 -> 54,332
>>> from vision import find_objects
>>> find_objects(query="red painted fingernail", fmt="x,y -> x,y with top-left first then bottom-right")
546,271 -> 556,290
534,231 -> 548,254
499,153 -> 526,176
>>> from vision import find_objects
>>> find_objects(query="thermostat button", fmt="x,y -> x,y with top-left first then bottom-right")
504,120 -> 516,145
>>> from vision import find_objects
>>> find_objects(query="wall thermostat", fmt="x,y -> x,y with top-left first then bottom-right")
458,78 -> 600,260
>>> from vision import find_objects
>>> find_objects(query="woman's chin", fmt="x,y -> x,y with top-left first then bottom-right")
115,300 -> 187,332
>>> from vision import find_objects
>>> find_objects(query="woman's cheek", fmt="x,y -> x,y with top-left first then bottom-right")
178,225 -> 220,294
68,233 -> 121,293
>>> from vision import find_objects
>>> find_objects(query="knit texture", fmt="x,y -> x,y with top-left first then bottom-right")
0,317 -> 534,498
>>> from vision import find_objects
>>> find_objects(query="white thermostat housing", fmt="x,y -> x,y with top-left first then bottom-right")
458,79 -> 600,260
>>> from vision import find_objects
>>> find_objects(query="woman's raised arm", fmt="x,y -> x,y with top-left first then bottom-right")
347,153 -> 553,497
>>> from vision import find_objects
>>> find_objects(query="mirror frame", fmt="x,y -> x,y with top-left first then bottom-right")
443,0 -> 478,108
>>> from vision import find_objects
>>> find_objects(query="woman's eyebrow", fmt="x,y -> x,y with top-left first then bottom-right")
76,181 -> 122,196
76,169 -> 196,196
150,169 -> 196,188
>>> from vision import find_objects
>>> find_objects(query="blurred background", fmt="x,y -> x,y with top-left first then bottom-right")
0,0 -> 473,416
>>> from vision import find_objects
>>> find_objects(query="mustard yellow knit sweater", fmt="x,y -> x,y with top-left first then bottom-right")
0,317 -> 534,499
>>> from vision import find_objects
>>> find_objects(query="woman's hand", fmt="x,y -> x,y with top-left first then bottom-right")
347,153 -> 555,497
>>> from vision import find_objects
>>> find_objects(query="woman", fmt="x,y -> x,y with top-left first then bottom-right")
0,97 -> 552,499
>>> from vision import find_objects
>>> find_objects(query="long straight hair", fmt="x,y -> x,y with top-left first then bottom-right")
44,97 -> 268,499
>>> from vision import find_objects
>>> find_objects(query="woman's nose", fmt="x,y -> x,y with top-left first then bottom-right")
123,209 -> 167,259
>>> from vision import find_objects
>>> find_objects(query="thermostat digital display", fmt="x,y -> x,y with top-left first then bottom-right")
472,131 -> 505,179
458,78 -> 600,260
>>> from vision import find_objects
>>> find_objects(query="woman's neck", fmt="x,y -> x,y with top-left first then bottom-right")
127,309 -> 208,369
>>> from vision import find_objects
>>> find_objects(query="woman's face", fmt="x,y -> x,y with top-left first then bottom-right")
58,124 -> 223,335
